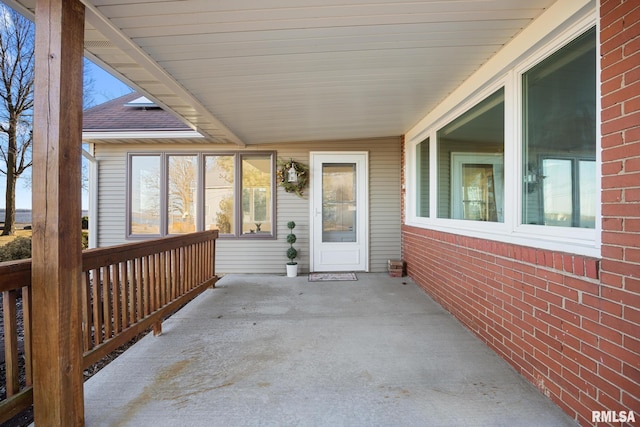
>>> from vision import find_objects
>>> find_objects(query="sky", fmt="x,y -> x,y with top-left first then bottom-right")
0,60 -> 133,210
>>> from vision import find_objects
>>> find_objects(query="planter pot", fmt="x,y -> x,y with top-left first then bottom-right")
286,263 -> 298,277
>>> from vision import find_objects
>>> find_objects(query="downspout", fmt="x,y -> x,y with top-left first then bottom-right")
82,144 -> 98,248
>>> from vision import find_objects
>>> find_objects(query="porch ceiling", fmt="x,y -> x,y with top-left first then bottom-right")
9,0 -> 557,146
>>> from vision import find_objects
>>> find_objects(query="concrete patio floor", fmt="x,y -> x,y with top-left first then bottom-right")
84,273 -> 577,427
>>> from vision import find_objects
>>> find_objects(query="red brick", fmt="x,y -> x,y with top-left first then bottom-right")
626,64 -> 640,85
602,232 -> 640,248
602,80 -> 640,108
583,293 -> 623,316
624,218 -> 640,232
603,313 -> 640,343
626,94 -> 640,114
603,171 -> 640,189
622,390 -> 640,412
583,317 -> 623,344
585,259 -> 600,280
599,364 -> 639,398
623,305 -> 640,324
622,363 -> 640,385
627,125 -> 640,143
581,342 -> 622,372
600,325 -> 640,360
600,271 -> 624,288
602,57 -> 640,86
625,188 -> 640,202
602,202 -> 640,217
602,217 -> 623,232
626,156 -> 640,172
534,288 -> 562,308
602,161 -> 624,176
534,327 -> 562,353
547,282 -> 579,302
602,286 -> 640,307
625,333 -> 640,355
565,300 -> 600,322
602,132 -> 624,148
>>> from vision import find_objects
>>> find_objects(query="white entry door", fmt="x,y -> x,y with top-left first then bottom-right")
310,152 -> 368,272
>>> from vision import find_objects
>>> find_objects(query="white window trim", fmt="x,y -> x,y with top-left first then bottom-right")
405,10 -> 600,258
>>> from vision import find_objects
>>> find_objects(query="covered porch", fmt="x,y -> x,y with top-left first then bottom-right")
83,273 -> 575,426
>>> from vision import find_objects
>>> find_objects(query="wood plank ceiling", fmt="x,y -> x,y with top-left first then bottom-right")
9,0 -> 558,146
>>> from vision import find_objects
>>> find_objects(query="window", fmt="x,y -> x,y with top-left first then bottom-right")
416,138 -> 430,217
405,19 -> 598,256
168,155 -> 198,234
522,28 -> 596,228
130,155 -> 161,235
128,152 -> 275,238
241,155 -> 273,235
204,155 -> 234,234
437,88 -> 505,222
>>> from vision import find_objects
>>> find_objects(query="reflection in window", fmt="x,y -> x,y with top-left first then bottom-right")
540,158 -> 596,228
416,138 -> 429,217
523,28 -> 596,228
130,155 -> 161,235
437,88 -> 505,221
322,163 -> 356,242
168,155 -> 198,234
204,155 -> 234,234
241,155 -> 272,235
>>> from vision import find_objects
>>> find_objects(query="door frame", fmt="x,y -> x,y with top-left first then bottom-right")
309,151 -> 369,272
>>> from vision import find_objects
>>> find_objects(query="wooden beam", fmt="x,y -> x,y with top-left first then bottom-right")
32,0 -> 85,425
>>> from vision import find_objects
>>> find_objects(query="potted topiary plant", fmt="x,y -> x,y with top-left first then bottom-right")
286,221 -> 298,277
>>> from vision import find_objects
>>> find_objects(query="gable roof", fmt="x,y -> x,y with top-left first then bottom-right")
83,92 -> 190,132
82,92 -> 206,143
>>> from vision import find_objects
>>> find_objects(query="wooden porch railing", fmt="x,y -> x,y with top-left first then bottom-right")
0,230 -> 218,423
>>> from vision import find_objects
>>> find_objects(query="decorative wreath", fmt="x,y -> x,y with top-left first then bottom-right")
276,158 -> 309,197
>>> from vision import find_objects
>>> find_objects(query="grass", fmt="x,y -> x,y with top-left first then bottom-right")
0,228 -> 32,247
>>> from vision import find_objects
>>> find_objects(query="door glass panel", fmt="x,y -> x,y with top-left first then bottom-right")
461,163 -> 498,221
322,163 -> 356,243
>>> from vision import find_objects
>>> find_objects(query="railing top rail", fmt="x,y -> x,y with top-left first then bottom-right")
0,259 -> 31,293
82,230 -> 218,270
0,230 -> 218,292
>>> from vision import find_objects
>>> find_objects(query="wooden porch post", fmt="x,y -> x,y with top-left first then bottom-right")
32,0 -> 86,425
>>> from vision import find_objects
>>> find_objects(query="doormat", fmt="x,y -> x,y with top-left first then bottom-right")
308,272 -> 358,282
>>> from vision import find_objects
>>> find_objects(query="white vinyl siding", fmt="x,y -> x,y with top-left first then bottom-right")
92,137 -> 401,274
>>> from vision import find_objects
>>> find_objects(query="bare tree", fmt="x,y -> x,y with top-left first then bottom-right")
0,5 -> 34,236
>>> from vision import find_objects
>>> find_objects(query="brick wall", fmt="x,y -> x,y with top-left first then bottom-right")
401,1 -> 640,425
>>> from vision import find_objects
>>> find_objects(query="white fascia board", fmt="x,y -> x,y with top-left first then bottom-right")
82,130 -> 205,140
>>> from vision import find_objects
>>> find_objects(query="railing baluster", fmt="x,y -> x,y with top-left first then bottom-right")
3,290 -> 19,396
22,286 -> 32,386
82,270 -> 92,350
112,263 -> 121,334
102,265 -> 113,339
92,268 -> 103,345
122,261 -> 130,329
144,255 -> 151,316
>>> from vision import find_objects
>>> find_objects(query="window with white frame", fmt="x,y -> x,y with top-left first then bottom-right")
437,88 -> 505,222
522,27 -> 596,228
407,23 -> 597,255
128,152 -> 275,238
